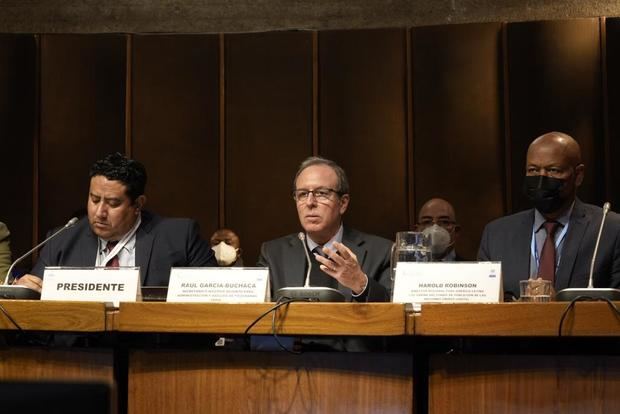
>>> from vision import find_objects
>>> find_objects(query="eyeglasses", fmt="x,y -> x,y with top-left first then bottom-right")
418,218 -> 456,230
293,188 -> 341,202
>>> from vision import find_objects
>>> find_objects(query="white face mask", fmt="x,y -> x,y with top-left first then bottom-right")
422,224 -> 452,258
212,241 -> 238,266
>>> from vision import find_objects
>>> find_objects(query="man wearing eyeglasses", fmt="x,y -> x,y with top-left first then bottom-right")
417,198 -> 463,261
258,156 -> 392,302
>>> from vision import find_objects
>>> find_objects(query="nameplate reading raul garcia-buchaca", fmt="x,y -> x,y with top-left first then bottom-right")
167,267 -> 269,303
41,267 -> 140,304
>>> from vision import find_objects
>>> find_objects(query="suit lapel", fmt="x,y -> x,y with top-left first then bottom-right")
510,212 -> 533,281
135,213 -> 154,285
556,201 -> 589,289
81,229 -> 99,267
286,235 -> 307,287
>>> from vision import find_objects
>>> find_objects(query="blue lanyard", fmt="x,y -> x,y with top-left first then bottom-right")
531,222 -> 569,274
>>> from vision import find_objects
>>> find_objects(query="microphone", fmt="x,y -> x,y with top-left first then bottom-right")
556,203 -> 620,301
0,217 -> 79,300
299,232 -> 312,288
274,232 -> 345,302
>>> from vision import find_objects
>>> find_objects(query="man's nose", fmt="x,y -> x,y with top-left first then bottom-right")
305,192 -> 318,206
95,204 -> 108,217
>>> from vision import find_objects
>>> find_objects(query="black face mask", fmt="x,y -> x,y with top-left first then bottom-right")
523,175 -> 567,214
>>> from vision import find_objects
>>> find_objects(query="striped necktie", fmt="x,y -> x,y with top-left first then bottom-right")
105,241 -> 120,268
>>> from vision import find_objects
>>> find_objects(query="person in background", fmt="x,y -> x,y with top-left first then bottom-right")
0,221 -> 11,283
417,198 -> 463,261
210,228 -> 243,266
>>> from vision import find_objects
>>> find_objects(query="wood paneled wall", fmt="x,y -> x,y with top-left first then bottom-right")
39,35 -> 127,238
0,35 -> 36,266
506,19 -> 605,213
411,23 -> 505,251
1,18 -> 617,265
225,32 -> 314,263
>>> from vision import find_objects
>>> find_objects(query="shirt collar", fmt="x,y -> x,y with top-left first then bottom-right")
305,224 -> 344,251
534,201 -> 574,232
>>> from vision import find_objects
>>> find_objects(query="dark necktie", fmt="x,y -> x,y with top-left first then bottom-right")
105,241 -> 120,268
538,221 -> 560,282
310,246 -> 337,288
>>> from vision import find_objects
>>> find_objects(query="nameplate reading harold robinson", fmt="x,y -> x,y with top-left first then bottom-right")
41,266 -> 140,303
392,262 -> 502,304
167,267 -> 269,303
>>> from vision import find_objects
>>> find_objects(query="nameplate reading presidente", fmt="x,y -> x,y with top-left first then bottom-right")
392,262 -> 502,304
167,267 -> 269,303
41,267 -> 140,305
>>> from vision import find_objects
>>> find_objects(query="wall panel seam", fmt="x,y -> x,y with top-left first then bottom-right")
219,33 -> 226,227
406,28 -> 414,228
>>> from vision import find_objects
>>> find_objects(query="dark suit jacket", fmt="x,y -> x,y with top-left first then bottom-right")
257,227 -> 392,302
31,211 -> 216,286
478,199 -> 620,298
0,221 -> 11,282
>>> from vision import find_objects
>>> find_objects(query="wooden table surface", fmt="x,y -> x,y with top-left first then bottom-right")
414,302 -> 620,336
118,302 -> 407,335
0,300 -> 110,331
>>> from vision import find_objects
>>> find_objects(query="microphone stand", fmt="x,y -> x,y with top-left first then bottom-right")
0,217 -> 78,300
275,233 -> 345,302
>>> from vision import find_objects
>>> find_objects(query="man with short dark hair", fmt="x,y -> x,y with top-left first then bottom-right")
478,132 -> 620,299
258,156 -> 392,302
16,153 -> 215,291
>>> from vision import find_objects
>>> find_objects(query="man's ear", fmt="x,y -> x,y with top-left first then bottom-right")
339,194 -> 350,215
453,224 -> 461,240
134,195 -> 147,213
574,164 -> 585,187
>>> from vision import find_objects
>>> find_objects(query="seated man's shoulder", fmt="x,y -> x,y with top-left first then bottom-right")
261,233 -> 299,250
484,209 -> 532,231
609,210 -> 620,227
0,222 -> 9,240
345,227 -> 392,250
597,206 -> 620,230
144,213 -> 197,230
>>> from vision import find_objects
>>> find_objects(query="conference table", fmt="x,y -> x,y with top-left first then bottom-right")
1,300 -> 620,413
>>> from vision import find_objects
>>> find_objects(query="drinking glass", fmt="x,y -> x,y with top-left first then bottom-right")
390,231 -> 432,283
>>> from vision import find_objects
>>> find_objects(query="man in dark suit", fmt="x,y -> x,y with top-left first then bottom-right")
258,156 -> 392,302
16,153 -> 215,291
478,132 -> 620,299
417,198 -> 463,261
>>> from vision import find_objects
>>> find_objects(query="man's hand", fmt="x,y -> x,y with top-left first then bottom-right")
314,241 -> 368,295
14,274 -> 43,293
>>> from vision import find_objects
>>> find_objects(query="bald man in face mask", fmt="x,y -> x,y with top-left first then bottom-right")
416,198 -> 463,261
478,131 -> 620,300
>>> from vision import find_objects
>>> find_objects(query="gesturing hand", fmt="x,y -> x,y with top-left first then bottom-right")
314,241 -> 368,295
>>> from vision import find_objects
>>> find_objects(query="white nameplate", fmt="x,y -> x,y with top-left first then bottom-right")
41,267 -> 140,306
167,267 -> 269,303
392,262 -> 502,304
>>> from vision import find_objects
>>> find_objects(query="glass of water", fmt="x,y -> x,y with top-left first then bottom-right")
390,231 -> 432,283
519,278 -> 553,302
